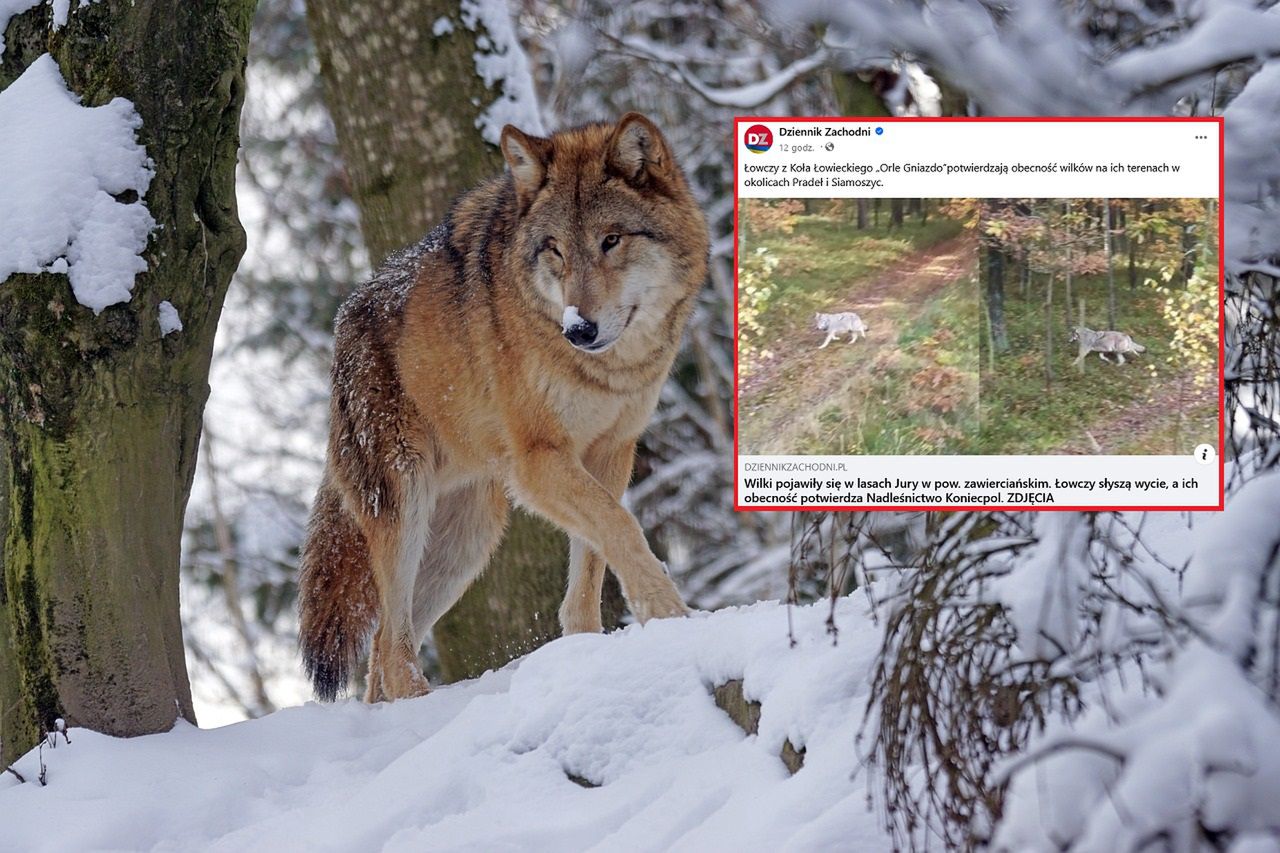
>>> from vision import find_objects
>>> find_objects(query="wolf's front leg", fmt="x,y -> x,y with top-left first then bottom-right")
562,537 -> 607,635
1115,352 -> 1126,365
818,331 -> 836,349
560,438 -> 640,635
513,439 -> 688,627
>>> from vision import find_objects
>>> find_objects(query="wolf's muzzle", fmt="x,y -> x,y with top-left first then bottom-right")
564,319 -> 599,348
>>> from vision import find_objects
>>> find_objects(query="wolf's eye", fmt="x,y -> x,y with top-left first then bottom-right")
541,237 -> 561,258
601,233 -> 621,252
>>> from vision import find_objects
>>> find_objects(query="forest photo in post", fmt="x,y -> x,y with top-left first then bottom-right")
977,198 -> 1219,455
737,198 -> 979,455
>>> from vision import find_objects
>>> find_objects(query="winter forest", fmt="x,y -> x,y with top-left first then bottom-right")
2,0 -> 1280,850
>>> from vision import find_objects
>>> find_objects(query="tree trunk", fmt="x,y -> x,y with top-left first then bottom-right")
985,244 -> 1010,354
1128,226 -> 1138,292
829,66 -> 891,118
1064,202 -> 1074,338
307,0 -> 583,685
0,0 -> 253,763
1044,274 -> 1054,388
856,199 -> 868,230
1104,198 -> 1117,329
1064,268 -> 1074,338
305,0 -> 511,263
1181,223 -> 1196,286
1077,296 -> 1087,374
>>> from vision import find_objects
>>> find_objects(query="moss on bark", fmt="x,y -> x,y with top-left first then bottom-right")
0,0 -> 254,763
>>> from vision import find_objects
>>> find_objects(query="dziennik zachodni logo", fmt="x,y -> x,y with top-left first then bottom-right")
744,124 -> 772,153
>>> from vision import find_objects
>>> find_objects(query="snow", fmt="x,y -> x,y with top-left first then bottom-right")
0,54 -> 154,313
986,513 -> 1090,661
431,15 -> 453,37
622,37 -> 828,109
1224,61 -> 1280,276
561,303 -> 582,331
0,598 -> 891,851
158,300 -> 182,336
0,1 -> 100,53
552,20 -> 594,77
0,0 -> 35,56
461,0 -> 545,142
1109,6 -> 1280,93
995,472 -> 1280,849
48,0 -> 90,28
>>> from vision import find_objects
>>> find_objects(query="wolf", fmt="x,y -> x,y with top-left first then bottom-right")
815,311 -> 868,348
1069,326 -> 1146,365
297,113 -> 709,702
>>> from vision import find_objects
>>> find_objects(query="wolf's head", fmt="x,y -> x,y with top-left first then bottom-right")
814,312 -> 830,331
500,113 -> 708,356
1069,326 -> 1083,342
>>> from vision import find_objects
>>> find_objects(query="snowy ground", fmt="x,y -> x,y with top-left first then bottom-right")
2,598 -> 891,851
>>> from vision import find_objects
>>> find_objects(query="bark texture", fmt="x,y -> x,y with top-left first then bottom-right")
306,0 -> 506,264
0,0 -> 254,763
307,0 -> 585,684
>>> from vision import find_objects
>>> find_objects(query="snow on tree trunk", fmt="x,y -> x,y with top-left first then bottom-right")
306,0 -> 573,683
0,0 -> 253,763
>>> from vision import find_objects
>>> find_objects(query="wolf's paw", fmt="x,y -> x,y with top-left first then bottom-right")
379,659 -> 431,702
632,588 -> 691,624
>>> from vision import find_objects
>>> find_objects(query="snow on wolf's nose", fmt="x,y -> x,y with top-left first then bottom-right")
562,304 -> 598,347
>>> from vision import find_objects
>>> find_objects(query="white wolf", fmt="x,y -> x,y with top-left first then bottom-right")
1070,326 -> 1146,365
815,311 -> 869,348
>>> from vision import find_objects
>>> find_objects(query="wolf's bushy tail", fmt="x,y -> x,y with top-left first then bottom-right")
1134,342 -> 1146,352
298,476 -> 378,701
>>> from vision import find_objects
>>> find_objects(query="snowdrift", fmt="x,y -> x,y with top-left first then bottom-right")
1,599 -> 889,851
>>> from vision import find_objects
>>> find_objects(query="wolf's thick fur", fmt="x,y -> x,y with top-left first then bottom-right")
1070,326 -> 1146,365
298,114 -> 709,702
815,311 -> 868,348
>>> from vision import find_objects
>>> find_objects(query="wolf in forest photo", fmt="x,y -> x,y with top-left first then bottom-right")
1069,326 -> 1147,365
297,113 -> 709,702
814,310 -> 869,348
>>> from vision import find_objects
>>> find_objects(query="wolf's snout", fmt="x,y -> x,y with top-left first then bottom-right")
564,319 -> 598,348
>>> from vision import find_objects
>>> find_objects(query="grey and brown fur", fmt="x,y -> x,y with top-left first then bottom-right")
815,311 -> 868,348
1070,326 -> 1146,365
298,114 -> 710,702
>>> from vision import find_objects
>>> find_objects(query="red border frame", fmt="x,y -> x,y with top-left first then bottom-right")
731,116 -> 1227,513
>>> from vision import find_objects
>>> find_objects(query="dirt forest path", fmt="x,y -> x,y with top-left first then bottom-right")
739,232 -> 977,455
1051,363 -> 1218,456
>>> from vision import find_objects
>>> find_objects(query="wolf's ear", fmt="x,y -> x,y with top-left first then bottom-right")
501,125 -> 552,205
606,112 -> 674,188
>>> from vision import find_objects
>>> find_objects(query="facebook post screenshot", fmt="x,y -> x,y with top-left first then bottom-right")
734,118 -> 1224,511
